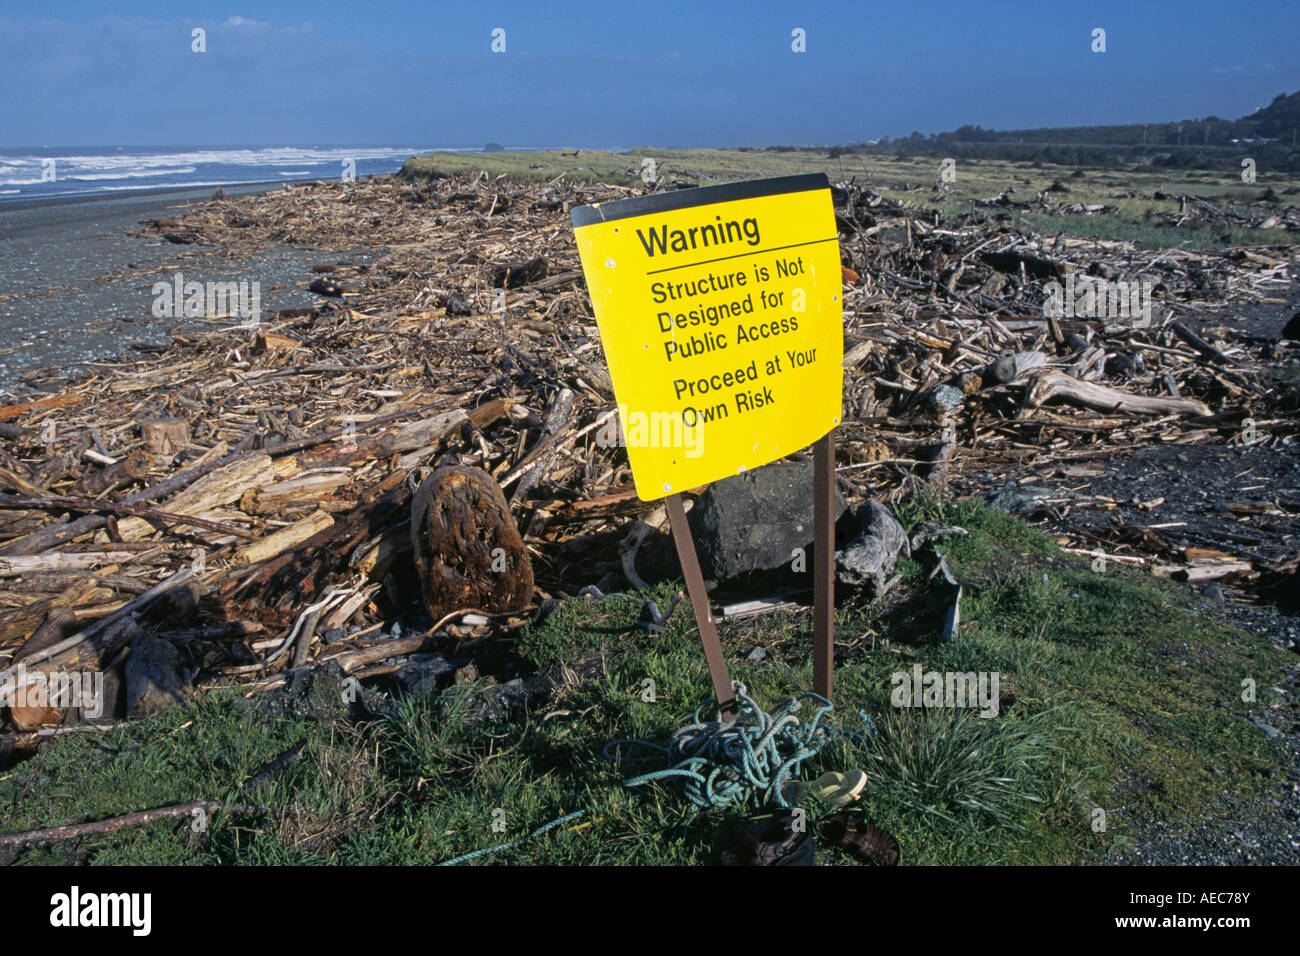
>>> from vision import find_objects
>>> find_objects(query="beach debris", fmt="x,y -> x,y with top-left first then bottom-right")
816,812 -> 900,865
308,277 -> 345,296
491,256 -> 548,288
410,465 -> 534,621
0,169 -> 1293,737
835,501 -> 909,598
931,555 -> 963,643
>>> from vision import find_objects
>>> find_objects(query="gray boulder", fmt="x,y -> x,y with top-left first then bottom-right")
687,460 -> 847,584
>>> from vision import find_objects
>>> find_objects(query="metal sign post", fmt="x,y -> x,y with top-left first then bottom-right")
664,493 -> 737,716
812,431 -> 836,700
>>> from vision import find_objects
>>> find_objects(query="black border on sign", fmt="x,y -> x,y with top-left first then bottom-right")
569,172 -> 830,227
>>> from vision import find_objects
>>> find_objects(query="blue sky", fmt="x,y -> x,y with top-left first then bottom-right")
2,1 -> 1297,146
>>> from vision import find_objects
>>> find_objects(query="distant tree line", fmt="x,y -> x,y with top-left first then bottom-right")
788,91 -> 1300,174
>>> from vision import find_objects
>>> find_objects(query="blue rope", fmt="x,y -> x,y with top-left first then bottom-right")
436,690 -> 879,863
603,683 -> 834,810
436,810 -> 586,866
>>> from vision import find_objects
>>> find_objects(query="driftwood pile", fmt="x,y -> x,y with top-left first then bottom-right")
0,171 -> 1296,742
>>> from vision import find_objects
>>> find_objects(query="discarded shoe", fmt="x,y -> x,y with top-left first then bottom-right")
816,812 -> 900,866
721,813 -> 815,866
779,770 -> 867,809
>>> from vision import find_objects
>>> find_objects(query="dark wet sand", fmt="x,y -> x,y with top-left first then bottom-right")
0,182 -> 347,391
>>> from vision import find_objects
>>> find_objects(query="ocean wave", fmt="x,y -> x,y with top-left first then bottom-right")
0,146 -> 419,173
0,180 -> 287,202
67,167 -> 198,181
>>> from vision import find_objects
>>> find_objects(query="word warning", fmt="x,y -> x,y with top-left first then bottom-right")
571,173 -> 843,499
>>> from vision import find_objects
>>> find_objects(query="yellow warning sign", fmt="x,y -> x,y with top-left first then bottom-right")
571,173 -> 843,500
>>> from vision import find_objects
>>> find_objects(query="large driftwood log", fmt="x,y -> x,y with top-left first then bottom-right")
2,568 -> 194,678
4,616 -> 140,730
1021,371 -> 1212,417
292,400 -> 508,471
240,471 -> 352,514
234,510 -> 334,565
411,466 -> 534,621
110,454 -> 273,540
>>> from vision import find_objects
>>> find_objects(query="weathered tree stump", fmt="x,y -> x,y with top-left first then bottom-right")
410,466 -> 533,621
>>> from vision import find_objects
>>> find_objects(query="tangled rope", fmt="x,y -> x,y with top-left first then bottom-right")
603,683 -> 833,810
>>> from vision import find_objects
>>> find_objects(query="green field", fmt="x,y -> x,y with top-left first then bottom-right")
401,147 -> 1300,250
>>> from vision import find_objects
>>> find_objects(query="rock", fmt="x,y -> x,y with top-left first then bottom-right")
846,501 -> 910,558
309,277 -> 345,296
1203,582 -> 1225,606
410,465 -> 534,621
267,661 -> 394,721
835,502 -> 910,596
125,633 -> 187,717
745,646 -> 767,662
687,460 -> 847,584
444,296 -> 473,316
395,656 -> 457,697
927,384 -> 965,414
211,187 -> 227,200
1253,720 -> 1280,740
442,675 -> 534,723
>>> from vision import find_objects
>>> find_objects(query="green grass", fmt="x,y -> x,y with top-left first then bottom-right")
1,497 -> 1288,865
